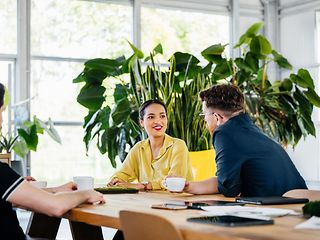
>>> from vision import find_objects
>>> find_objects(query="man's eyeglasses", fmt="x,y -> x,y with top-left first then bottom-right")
199,112 -> 214,118
199,112 -> 223,119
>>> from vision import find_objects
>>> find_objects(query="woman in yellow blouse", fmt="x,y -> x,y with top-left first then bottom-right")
107,99 -> 193,190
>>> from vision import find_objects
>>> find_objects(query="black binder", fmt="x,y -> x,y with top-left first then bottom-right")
235,196 -> 309,205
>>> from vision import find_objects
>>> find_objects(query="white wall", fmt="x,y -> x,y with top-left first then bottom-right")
279,0 -> 320,189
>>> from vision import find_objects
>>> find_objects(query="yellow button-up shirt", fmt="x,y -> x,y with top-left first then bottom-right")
111,134 -> 193,190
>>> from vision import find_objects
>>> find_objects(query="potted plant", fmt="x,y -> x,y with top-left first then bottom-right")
201,22 -> 320,146
73,43 -> 216,176
0,134 -> 17,165
73,22 -> 320,178
0,115 -> 61,166
0,86 -> 62,165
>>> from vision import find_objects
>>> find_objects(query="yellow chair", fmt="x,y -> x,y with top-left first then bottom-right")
189,149 -> 216,181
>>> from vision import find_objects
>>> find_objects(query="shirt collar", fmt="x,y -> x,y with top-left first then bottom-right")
140,134 -> 174,160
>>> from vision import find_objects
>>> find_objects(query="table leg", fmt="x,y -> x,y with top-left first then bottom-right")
26,212 -> 61,239
69,220 -> 104,240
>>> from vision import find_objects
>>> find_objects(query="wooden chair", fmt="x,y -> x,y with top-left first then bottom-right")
120,210 -> 184,240
283,189 -> 320,201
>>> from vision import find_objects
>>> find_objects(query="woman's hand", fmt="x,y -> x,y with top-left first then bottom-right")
107,178 -> 125,186
115,182 -> 145,190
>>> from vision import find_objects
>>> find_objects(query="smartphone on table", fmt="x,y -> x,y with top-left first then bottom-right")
151,200 -> 244,210
185,200 -> 244,209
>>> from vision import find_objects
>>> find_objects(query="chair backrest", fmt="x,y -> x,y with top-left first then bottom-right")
189,149 -> 216,181
120,211 -> 184,240
283,189 -> 320,201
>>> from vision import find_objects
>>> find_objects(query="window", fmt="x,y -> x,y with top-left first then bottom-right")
316,11 -> 320,121
31,0 -> 132,59
0,0 -> 16,150
31,126 -> 114,185
141,7 -> 229,61
0,61 -> 14,134
0,0 -> 231,185
0,0 -> 17,54
30,0 -> 133,183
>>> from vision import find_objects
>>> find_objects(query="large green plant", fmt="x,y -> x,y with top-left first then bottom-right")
74,43 -> 214,167
74,22 -> 320,167
201,22 -> 320,146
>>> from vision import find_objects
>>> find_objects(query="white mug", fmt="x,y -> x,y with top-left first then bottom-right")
165,177 -> 186,192
30,180 -> 47,189
73,176 -> 94,190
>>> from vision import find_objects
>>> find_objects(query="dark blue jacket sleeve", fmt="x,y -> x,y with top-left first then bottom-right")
214,130 -> 242,197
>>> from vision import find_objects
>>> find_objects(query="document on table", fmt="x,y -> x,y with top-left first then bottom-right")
201,206 -> 299,220
295,216 -> 320,229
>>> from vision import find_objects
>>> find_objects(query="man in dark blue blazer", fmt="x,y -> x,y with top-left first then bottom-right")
185,84 -> 307,197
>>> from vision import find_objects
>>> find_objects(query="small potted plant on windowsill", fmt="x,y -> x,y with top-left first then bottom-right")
0,116 -> 61,166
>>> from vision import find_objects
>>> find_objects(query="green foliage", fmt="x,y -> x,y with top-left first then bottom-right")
74,21 -> 320,167
303,201 -> 320,217
0,116 -> 61,158
74,44 -> 215,167
227,21 -> 320,146
0,134 -> 18,153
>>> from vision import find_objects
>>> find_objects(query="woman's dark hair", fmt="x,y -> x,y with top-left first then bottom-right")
139,99 -> 167,119
200,84 -> 244,113
0,83 -> 5,108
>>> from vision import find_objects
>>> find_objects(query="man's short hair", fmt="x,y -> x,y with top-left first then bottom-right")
0,83 -> 5,108
200,84 -> 244,113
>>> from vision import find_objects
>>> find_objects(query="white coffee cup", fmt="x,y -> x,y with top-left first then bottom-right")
73,176 -> 94,190
165,177 -> 186,192
30,181 -> 47,189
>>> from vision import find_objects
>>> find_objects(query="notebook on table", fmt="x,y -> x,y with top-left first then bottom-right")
94,187 -> 139,194
235,196 -> 309,205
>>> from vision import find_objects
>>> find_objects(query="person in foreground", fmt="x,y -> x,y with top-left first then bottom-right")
108,99 -> 193,191
0,83 -> 105,240
184,84 -> 307,197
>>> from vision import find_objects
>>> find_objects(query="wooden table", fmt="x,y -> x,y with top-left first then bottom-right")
63,191 -> 319,240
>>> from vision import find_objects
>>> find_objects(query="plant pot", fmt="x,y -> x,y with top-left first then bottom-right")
0,152 -> 12,166
189,149 -> 216,181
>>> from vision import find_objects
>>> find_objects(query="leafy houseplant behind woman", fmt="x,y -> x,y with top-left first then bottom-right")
73,22 -> 320,178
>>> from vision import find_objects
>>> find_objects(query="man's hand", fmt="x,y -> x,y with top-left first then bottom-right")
183,181 -> 190,192
24,176 -> 36,182
45,181 -> 77,193
55,182 -> 77,192
84,190 -> 106,204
